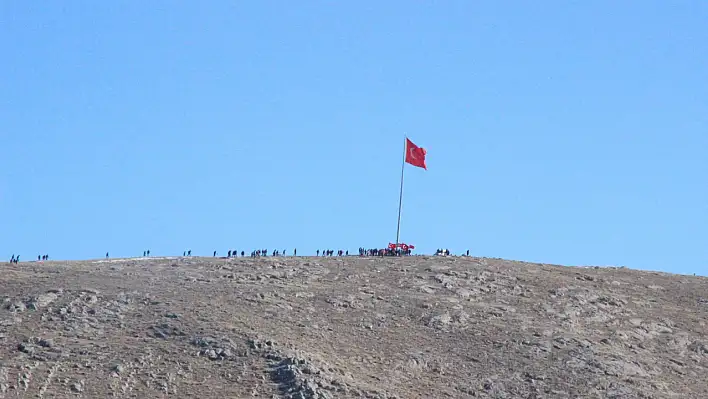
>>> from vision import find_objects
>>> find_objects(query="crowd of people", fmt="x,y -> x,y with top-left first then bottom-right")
315,249 -> 349,257
434,249 -> 472,256
7,246 -> 475,264
247,249 -> 296,257
358,247 -> 412,256
8,254 -> 49,264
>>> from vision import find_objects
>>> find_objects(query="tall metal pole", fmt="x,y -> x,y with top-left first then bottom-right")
395,136 -> 406,247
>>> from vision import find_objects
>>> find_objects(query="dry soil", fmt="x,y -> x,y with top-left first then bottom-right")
1,256 -> 707,398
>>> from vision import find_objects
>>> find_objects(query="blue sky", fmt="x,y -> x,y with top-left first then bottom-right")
1,1 -> 706,273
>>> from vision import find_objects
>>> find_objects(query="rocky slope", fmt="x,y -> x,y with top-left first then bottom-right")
0,256 -> 706,398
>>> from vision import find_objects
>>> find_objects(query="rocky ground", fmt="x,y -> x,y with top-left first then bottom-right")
0,255 -> 707,398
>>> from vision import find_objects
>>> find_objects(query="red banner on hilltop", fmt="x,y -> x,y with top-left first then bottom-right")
405,138 -> 427,170
389,243 -> 415,250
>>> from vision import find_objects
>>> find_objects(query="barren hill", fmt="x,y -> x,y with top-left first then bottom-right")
1,256 -> 706,398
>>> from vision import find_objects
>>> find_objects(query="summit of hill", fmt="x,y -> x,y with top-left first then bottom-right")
1,255 -> 706,398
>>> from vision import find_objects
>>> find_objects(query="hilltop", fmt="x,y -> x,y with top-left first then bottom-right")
1,256 -> 706,398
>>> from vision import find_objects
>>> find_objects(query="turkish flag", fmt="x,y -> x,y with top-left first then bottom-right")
405,138 -> 427,169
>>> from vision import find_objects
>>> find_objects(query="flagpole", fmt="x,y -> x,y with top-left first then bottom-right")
395,136 -> 406,247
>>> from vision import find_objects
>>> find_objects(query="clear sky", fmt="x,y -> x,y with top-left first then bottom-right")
1,1 -> 706,274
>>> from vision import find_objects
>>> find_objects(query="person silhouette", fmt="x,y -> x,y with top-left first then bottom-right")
188,250 -> 191,256
213,251 -> 217,257
106,252 -> 109,258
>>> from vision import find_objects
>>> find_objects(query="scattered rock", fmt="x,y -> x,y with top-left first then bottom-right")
32,293 -> 58,309
70,381 -> 84,393
419,286 -> 435,294
204,349 -> 218,360
192,336 -> 236,360
269,355 -> 334,399
427,312 -> 452,329
7,301 -> 26,313
17,342 -> 35,355
150,323 -> 185,339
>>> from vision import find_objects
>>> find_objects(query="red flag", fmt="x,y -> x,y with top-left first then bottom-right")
405,138 -> 427,169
